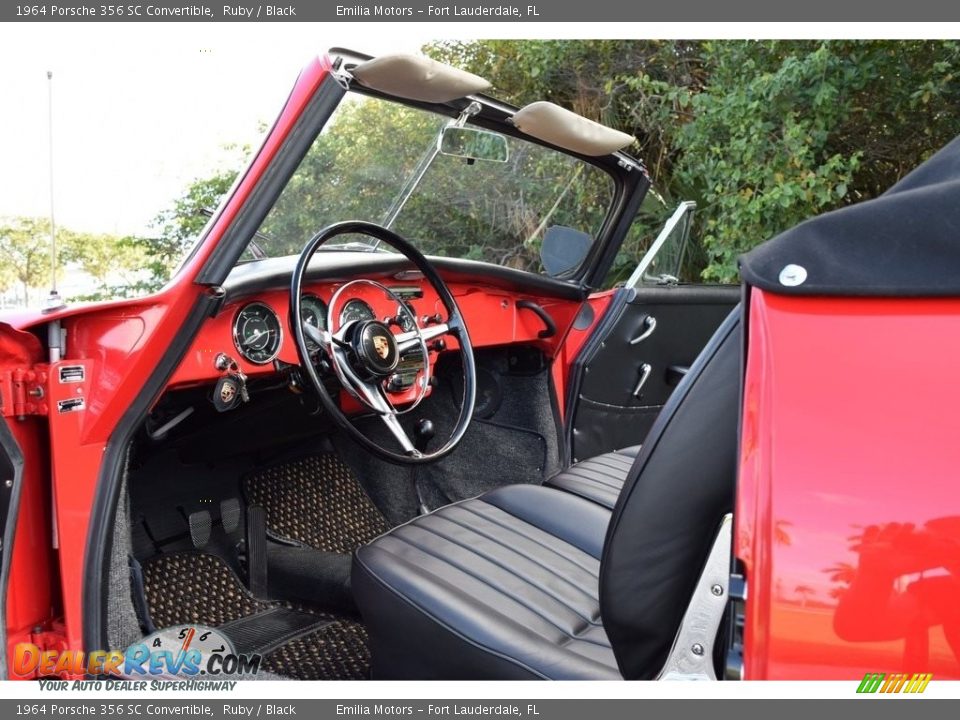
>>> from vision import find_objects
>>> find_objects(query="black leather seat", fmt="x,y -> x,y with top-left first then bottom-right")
351,484 -> 620,679
545,445 -> 641,509
352,309 -> 741,680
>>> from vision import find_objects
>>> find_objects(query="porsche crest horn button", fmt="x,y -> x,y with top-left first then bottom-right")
356,320 -> 400,375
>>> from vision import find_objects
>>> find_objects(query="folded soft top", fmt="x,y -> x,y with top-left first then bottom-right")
740,135 -> 960,297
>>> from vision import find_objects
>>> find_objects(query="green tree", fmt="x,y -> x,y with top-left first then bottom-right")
0,260 -> 16,307
254,95 -> 612,274
137,168 -> 239,288
429,40 -> 960,282
62,231 -> 145,284
630,42 -> 866,281
0,217 -> 60,302
133,41 -> 960,288
61,231 -> 151,301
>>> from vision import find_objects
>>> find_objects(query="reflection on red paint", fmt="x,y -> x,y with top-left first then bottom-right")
738,291 -> 960,679
833,519 -> 960,669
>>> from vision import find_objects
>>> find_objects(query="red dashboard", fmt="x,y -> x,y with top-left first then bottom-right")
167,278 -> 582,401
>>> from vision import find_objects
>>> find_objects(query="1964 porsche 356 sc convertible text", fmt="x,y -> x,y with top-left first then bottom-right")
0,49 -> 957,682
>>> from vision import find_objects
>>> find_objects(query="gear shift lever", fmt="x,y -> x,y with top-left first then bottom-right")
411,419 -> 435,515
413,418 -> 435,454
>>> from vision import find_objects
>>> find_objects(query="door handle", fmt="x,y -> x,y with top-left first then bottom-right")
516,299 -> 557,338
629,316 -> 657,345
632,363 -> 653,398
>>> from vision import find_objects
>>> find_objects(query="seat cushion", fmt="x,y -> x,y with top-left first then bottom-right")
352,484 -> 622,679
545,446 -> 641,509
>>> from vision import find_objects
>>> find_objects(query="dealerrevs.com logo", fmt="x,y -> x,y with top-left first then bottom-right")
14,625 -> 260,679
856,673 -> 933,694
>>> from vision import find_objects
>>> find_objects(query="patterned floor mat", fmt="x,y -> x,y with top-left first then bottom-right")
262,620 -> 370,680
142,552 -> 370,680
144,552 -> 270,628
244,453 -> 388,554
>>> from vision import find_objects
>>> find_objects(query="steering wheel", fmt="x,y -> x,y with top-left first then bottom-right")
290,221 -> 476,464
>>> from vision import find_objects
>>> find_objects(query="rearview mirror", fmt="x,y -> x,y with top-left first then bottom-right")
439,127 -> 509,163
540,225 -> 592,277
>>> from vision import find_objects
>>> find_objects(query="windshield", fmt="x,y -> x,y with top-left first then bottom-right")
244,92 -> 615,275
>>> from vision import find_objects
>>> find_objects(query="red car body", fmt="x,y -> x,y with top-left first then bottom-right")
1,54 -> 957,681
738,292 -> 960,679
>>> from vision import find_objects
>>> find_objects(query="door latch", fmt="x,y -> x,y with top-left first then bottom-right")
632,363 -> 653,398
629,316 -> 657,345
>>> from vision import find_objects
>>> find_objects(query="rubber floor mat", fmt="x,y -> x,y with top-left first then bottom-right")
244,453 -> 388,554
142,552 -> 370,680
218,607 -> 332,656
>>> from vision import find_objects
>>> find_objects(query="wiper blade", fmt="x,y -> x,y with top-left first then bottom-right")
201,207 -> 269,260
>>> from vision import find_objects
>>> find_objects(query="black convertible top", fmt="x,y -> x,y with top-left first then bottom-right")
739,134 -> 960,297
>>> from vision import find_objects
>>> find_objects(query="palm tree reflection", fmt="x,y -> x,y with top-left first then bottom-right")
827,517 -> 960,668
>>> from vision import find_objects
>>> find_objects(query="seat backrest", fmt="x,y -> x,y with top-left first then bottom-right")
599,307 -> 741,679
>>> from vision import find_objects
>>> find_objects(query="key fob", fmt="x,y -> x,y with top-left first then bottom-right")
213,374 -> 244,412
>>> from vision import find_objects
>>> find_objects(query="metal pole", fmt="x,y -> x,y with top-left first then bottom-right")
47,70 -> 57,294
43,70 -> 65,313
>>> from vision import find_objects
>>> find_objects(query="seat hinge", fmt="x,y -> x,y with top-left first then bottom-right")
656,513 -> 732,681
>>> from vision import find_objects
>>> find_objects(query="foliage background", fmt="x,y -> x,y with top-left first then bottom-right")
427,40 -> 960,283
3,40 -> 957,304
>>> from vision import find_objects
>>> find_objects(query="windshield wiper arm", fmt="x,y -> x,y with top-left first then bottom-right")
377,101 -> 483,248
200,207 -> 269,260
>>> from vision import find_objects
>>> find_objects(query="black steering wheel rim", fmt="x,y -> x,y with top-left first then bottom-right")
290,220 -> 477,465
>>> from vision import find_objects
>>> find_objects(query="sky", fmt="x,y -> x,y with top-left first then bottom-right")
0,25 -> 424,237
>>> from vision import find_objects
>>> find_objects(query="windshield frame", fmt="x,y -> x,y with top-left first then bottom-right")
196,60 -> 648,290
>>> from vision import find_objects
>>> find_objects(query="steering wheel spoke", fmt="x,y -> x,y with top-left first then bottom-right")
302,320 -> 331,351
380,412 -> 418,456
356,378 -> 392,414
396,322 -> 448,353
337,362 -> 418,455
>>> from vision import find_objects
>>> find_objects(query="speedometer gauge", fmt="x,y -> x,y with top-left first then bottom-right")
299,294 -> 328,350
300,294 -> 328,332
339,299 -> 375,327
233,302 -> 282,364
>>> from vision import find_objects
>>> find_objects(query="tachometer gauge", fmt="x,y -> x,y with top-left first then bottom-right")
299,294 -> 328,350
339,299 -> 375,327
233,302 -> 282,364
